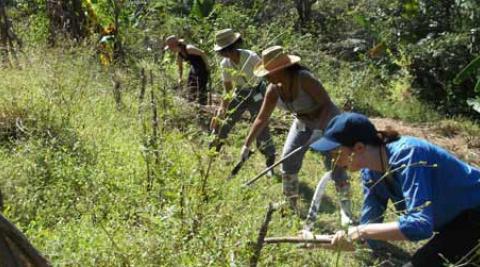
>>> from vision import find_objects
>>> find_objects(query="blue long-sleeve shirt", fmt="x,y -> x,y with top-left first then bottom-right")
360,136 -> 480,242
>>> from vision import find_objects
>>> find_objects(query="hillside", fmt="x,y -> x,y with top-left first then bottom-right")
1,0 -> 480,266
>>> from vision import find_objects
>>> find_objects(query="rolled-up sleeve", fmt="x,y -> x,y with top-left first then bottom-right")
360,170 -> 388,249
360,175 -> 388,225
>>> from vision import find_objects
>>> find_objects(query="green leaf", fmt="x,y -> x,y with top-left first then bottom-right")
352,14 -> 367,28
191,0 -> 215,18
454,55 -> 480,84
402,0 -> 420,18
467,98 -> 480,113
475,78 -> 480,94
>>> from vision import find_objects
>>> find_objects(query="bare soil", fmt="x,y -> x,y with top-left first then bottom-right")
372,117 -> 480,167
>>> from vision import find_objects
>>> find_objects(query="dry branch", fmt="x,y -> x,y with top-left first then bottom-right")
0,0 -> 22,66
111,74 -> 122,110
264,235 -> 332,244
139,68 -> 146,102
249,202 -> 280,267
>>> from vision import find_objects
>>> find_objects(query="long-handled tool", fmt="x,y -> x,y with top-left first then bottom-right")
243,131 -> 323,187
243,145 -> 304,186
304,171 -> 332,229
227,149 -> 253,180
264,235 -> 332,244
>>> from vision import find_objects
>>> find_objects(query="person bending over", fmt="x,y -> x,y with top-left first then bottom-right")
310,112 -> 480,267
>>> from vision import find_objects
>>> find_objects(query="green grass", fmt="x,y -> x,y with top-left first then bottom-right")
0,43 -> 475,266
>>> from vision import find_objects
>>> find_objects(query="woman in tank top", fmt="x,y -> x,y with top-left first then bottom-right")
241,46 -> 354,227
164,35 -> 210,105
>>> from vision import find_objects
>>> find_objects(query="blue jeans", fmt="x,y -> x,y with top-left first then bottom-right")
281,118 -> 348,184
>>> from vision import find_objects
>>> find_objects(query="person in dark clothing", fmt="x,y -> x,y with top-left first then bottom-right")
164,35 -> 210,105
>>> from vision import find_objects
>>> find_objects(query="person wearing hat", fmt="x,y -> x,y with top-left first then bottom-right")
210,29 -> 276,172
241,45 -> 354,226
164,35 -> 210,105
309,112 -> 480,266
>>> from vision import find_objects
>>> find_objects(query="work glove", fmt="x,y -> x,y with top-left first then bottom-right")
297,228 -> 314,249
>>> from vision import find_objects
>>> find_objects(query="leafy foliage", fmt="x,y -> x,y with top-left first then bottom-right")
191,0 -> 215,18
455,55 -> 480,91
1,0 -> 480,266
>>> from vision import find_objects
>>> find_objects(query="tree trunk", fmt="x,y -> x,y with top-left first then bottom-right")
293,0 -> 316,28
111,0 -> 125,64
0,0 -> 22,66
46,0 -> 87,46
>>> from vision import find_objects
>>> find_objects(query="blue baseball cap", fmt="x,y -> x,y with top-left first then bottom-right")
310,112 -> 379,152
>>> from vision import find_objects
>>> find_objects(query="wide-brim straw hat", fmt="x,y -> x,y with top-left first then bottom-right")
214,28 -> 241,51
253,46 -> 301,77
163,35 -> 184,51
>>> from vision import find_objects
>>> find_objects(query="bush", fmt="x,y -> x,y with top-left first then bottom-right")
407,33 -> 478,116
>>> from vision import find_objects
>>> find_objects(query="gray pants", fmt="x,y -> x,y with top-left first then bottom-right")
281,119 -> 348,197
218,85 -> 275,159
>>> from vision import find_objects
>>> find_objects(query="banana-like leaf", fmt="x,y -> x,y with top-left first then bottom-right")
475,78 -> 480,94
454,55 -> 480,85
467,98 -> 480,113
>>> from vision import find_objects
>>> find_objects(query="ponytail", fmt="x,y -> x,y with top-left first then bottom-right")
376,127 -> 400,144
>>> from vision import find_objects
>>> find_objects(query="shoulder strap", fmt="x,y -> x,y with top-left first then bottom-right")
380,146 -> 398,197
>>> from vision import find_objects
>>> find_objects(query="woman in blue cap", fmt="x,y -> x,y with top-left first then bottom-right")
310,112 -> 480,266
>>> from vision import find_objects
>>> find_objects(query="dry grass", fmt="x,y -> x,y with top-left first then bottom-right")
0,105 -> 29,144
371,117 -> 480,167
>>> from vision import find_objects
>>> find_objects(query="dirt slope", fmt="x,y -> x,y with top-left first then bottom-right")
371,117 -> 480,167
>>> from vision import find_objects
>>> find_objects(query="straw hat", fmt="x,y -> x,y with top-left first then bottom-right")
253,46 -> 301,77
163,35 -> 184,51
214,28 -> 241,51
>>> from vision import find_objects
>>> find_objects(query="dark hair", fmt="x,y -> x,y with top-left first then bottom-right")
284,63 -> 310,74
374,128 -> 401,145
218,38 -> 243,53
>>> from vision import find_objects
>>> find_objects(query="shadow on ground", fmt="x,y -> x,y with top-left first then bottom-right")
355,241 -> 411,266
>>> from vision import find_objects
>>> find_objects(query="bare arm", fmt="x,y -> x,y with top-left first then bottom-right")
351,222 -> 407,241
243,84 -> 278,148
176,54 -> 183,81
323,221 -> 407,251
300,71 -> 329,104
